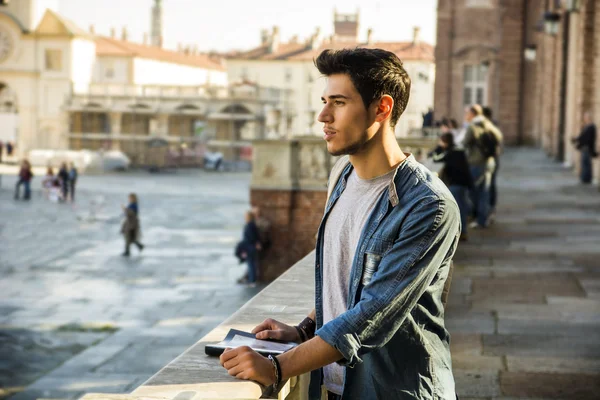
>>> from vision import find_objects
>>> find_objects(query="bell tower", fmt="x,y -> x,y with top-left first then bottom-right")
150,0 -> 163,47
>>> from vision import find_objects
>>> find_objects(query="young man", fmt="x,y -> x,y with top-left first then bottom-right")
220,48 -> 460,399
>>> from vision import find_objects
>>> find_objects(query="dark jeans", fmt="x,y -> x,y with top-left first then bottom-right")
449,185 -> 469,235
469,163 -> 494,227
490,157 -> 499,210
246,248 -> 258,283
124,230 -> 143,254
580,148 -> 593,184
15,179 -> 31,199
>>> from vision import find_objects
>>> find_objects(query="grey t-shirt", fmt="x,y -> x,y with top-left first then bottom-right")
322,168 -> 395,395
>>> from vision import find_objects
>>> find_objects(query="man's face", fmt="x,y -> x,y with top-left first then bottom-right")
317,74 -> 377,156
464,108 -> 475,123
583,113 -> 592,125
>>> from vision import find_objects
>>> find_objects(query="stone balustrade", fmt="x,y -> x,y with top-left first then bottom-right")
80,252 -> 316,400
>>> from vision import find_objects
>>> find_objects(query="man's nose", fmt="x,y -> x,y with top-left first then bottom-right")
318,106 -> 332,123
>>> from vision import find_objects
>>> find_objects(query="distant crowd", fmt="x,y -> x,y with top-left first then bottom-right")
426,104 -> 503,241
14,160 -> 78,203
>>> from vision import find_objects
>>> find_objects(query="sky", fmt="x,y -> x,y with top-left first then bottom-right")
57,0 -> 438,52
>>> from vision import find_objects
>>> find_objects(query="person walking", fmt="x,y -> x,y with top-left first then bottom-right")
463,104 -> 500,228
241,210 -> 262,286
482,107 -> 503,222
57,162 -> 69,202
120,193 -> 144,257
68,162 -> 78,201
220,48 -> 460,399
14,159 -> 33,200
572,111 -> 597,184
431,132 -> 473,241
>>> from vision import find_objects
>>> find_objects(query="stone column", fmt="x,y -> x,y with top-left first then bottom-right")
250,138 -> 333,281
109,112 -> 122,150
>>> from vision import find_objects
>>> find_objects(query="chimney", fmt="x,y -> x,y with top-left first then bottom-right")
269,26 -> 280,53
290,35 -> 298,44
260,29 -> 269,45
121,26 -> 128,41
366,28 -> 373,45
143,33 -> 149,45
412,26 -> 420,45
89,24 -> 95,35
110,27 -> 116,38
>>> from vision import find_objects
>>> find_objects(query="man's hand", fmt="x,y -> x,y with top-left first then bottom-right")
252,318 -> 301,342
219,346 -> 275,386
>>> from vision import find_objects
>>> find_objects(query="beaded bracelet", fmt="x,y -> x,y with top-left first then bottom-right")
268,354 -> 282,391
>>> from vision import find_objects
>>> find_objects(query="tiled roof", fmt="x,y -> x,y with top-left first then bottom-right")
95,37 -> 226,71
230,40 -> 434,63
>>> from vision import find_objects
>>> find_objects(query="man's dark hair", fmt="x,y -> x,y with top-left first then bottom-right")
482,106 -> 493,120
440,133 -> 455,148
450,119 -> 459,129
314,48 -> 411,127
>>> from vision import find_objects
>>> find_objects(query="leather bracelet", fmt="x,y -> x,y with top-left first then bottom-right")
297,317 -> 316,339
268,354 -> 282,391
294,326 -> 306,343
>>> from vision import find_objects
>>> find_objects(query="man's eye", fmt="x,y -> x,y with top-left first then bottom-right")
334,101 -> 344,106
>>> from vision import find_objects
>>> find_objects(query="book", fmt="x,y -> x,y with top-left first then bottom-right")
205,328 -> 298,357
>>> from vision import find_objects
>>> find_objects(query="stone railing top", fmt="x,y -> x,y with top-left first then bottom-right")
79,252 -> 316,400
251,137 -> 439,191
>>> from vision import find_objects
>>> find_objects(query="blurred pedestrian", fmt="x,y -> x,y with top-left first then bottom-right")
572,111 -> 597,184
431,133 -> 473,241
68,162 -> 78,201
482,106 -> 503,222
57,162 -> 69,202
463,105 -> 500,228
241,210 -> 261,286
42,166 -> 55,198
0,141 -> 3,163
422,108 -> 434,128
236,206 -> 272,284
6,142 -> 13,156
120,193 -> 144,257
14,159 -> 33,200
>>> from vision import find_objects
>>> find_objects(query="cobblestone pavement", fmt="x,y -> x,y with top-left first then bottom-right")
448,148 -> 600,399
0,170 -> 261,400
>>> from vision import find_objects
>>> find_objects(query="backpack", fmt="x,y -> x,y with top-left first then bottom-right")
476,125 -> 498,158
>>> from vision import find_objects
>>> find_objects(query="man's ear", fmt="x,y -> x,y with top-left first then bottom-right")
375,95 -> 394,123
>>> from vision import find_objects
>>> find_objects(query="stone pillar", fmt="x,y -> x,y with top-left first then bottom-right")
250,138 -> 333,281
109,112 -> 122,150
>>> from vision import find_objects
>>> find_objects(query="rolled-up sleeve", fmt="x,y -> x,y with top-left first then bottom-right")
316,194 -> 460,367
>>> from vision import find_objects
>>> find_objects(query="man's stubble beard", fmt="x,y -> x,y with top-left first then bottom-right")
327,134 -> 369,157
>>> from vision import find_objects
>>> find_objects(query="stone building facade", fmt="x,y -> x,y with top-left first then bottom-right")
435,0 -> 600,184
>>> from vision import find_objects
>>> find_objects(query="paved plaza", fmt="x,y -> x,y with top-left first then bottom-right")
448,148 -> 600,399
1,147 -> 600,400
0,169 -> 260,399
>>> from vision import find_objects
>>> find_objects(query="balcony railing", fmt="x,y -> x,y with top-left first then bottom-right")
71,83 -> 292,104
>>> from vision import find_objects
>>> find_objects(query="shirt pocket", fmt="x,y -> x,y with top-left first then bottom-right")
361,237 -> 393,286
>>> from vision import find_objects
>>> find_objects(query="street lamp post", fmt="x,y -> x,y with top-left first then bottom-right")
543,11 -> 561,35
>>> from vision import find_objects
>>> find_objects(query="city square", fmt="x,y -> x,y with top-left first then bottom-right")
1,0 -> 600,399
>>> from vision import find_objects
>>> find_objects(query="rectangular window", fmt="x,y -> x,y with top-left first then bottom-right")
44,49 -> 62,71
463,64 -> 488,106
284,68 -> 293,83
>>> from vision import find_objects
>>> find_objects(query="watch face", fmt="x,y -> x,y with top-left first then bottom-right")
0,28 -> 13,63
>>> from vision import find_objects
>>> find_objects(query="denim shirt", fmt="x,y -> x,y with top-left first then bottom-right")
309,155 -> 460,400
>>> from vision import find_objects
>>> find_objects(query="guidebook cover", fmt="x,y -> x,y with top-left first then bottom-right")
205,329 -> 298,357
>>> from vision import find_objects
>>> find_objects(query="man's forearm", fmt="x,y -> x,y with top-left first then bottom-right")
278,336 -> 342,381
